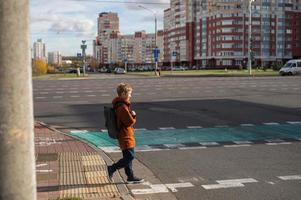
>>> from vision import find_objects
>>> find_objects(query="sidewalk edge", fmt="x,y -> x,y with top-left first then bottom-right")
36,121 -> 135,200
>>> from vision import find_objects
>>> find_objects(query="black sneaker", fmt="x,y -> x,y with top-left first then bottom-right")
107,166 -> 114,181
127,176 -> 144,184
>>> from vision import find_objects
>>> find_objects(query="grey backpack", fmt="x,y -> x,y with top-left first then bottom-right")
104,103 -> 124,139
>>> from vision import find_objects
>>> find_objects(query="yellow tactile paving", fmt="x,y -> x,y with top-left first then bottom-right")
59,152 -> 120,199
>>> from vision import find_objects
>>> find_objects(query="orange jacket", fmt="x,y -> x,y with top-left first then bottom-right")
112,97 -> 136,150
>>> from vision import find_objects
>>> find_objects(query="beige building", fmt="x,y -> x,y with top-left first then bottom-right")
48,51 -> 62,66
94,12 -> 164,67
33,39 -> 47,61
97,12 -> 119,35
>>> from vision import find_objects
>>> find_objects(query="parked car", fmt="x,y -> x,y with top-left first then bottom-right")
279,59 -> 301,76
98,67 -> 108,73
114,68 -> 126,74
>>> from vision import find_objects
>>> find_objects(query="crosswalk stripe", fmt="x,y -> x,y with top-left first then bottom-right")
287,121 -> 301,124
240,124 -> 254,126
278,175 -> 301,180
187,126 -> 202,129
263,122 -> 280,125
159,127 -> 175,130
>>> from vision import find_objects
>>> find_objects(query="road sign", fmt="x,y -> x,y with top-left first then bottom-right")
171,51 -> 177,61
153,48 -> 160,61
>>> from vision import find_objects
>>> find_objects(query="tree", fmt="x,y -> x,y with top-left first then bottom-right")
89,58 -> 98,71
32,59 -> 48,75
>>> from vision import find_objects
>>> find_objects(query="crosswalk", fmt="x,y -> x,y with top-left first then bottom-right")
68,122 -> 301,153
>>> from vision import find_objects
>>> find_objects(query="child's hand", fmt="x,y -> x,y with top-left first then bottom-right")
131,110 -> 136,116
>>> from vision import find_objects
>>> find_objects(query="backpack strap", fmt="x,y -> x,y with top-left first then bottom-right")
115,102 -> 126,129
115,102 -> 125,108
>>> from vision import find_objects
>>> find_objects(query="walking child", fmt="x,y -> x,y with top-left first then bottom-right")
107,83 -> 144,183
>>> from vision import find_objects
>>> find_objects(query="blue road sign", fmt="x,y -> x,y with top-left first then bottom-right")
153,48 -> 160,60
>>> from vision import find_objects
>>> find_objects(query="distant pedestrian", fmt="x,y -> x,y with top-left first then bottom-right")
107,83 -> 144,183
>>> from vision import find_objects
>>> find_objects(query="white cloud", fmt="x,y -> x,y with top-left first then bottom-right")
30,0 -> 170,55
49,18 -> 94,37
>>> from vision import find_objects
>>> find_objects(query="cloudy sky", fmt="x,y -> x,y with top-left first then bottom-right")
30,0 -> 170,56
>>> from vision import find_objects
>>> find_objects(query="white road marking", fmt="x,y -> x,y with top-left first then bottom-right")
263,122 -> 280,125
56,91 -> 64,94
199,142 -> 219,146
69,91 -> 79,93
287,121 -> 301,124
224,144 -> 251,148
87,95 -> 96,97
70,130 -> 88,134
40,92 -> 49,94
100,129 -> 108,132
36,169 -> 53,173
35,138 -> 61,146
164,144 -> 186,148
131,184 -> 168,195
137,148 -> 170,152
165,182 -> 194,192
84,90 -> 93,93
131,182 -> 194,195
233,141 -> 253,144
36,163 -> 48,168
202,178 -> 258,190
159,127 -> 175,130
101,94 -> 110,96
278,175 -> 301,181
266,142 -> 292,145
36,97 -> 46,99
187,126 -> 202,129
70,95 -> 80,98
99,147 -> 121,153
135,128 -> 147,131
53,96 -> 62,98
178,146 -> 207,150
240,124 -> 254,127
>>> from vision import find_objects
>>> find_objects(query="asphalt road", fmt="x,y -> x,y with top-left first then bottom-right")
33,74 -> 301,200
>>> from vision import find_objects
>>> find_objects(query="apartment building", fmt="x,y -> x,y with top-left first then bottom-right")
48,51 -> 62,66
33,39 -> 47,61
94,12 -> 164,67
164,0 -> 301,68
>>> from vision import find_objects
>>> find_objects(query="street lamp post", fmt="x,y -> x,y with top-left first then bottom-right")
138,5 -> 159,76
248,0 -> 255,76
81,40 -> 87,76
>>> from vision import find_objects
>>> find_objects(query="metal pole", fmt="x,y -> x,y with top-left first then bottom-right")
248,0 -> 253,75
0,0 -> 36,200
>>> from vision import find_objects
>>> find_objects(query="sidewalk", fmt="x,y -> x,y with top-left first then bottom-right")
35,122 -> 132,200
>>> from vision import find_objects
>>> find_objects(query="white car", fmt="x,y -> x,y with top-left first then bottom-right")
114,68 -> 126,74
279,60 -> 301,76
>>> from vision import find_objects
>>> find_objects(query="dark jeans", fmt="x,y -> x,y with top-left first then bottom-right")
112,148 -> 135,178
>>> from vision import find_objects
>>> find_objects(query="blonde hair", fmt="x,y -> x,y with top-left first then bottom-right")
117,83 -> 132,96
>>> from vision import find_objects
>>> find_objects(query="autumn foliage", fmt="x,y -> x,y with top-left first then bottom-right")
32,59 -> 48,75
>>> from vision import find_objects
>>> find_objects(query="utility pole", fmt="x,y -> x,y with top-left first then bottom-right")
0,0 -> 36,200
138,5 -> 159,76
248,0 -> 255,75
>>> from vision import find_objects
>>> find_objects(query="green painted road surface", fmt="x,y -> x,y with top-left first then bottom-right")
69,124 -> 301,149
